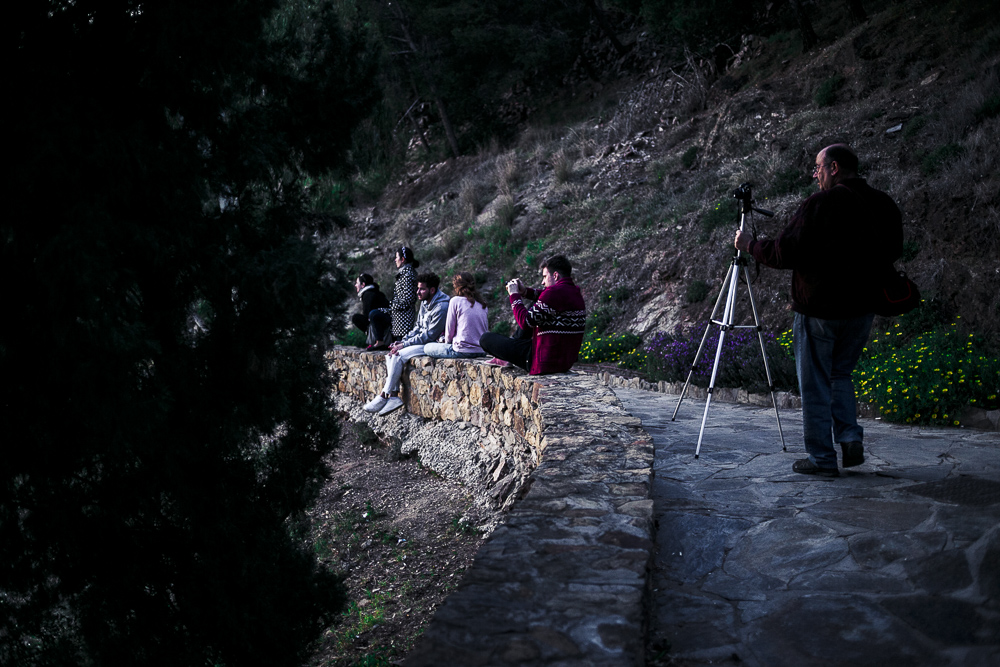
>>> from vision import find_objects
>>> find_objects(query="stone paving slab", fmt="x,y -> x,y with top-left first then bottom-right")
613,387 -> 1000,667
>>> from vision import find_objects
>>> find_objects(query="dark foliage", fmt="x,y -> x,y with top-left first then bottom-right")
3,1 -> 375,665
611,0 -> 769,51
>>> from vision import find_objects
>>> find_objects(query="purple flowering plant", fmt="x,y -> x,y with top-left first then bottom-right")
639,322 -> 797,394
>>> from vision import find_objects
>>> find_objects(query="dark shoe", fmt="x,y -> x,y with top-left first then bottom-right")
841,441 -> 865,468
792,458 -> 840,477
366,343 -> 389,351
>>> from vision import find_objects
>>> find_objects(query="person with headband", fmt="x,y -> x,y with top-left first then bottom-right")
368,246 -> 420,351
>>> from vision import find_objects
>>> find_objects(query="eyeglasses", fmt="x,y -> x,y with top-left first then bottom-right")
813,162 -> 833,175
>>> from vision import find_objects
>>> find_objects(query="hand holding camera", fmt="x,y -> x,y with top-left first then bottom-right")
506,278 -> 522,296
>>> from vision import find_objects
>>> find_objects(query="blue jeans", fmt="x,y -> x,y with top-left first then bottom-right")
423,342 -> 485,359
793,312 -> 874,468
369,308 -> 392,343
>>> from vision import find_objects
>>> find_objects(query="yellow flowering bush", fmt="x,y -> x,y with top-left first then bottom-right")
854,319 -> 1000,426
579,330 -> 643,365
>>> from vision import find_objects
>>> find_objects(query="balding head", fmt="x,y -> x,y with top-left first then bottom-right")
815,144 -> 858,190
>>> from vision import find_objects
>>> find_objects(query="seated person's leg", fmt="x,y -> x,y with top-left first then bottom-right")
424,342 -> 484,358
351,313 -> 369,332
369,309 -> 391,344
479,332 -> 530,371
383,345 -> 427,395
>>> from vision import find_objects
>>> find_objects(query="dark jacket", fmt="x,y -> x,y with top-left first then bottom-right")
358,283 -> 390,317
747,178 -> 902,319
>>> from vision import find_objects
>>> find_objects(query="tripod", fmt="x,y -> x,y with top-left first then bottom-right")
670,183 -> 786,458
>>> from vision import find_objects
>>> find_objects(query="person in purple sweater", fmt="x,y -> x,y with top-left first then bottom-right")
479,255 -> 587,375
735,143 -> 903,478
424,272 -> 489,359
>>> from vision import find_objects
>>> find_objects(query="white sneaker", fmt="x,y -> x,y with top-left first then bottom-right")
363,395 -> 388,412
377,397 -> 404,416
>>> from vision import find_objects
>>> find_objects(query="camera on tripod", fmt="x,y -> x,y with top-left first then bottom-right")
733,182 -> 753,202
730,182 -> 773,219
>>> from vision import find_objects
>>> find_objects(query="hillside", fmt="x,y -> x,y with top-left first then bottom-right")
331,0 -> 1000,352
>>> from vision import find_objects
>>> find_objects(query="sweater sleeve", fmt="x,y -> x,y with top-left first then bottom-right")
511,286 -> 559,332
443,298 -> 459,344
749,197 -> 812,270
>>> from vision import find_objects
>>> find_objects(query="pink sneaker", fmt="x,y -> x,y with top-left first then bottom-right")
486,357 -> 510,367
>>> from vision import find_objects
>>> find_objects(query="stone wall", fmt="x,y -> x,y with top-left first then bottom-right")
330,347 -> 551,510
329,347 -> 655,666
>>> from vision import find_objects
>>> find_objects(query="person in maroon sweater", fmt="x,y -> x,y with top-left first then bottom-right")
479,255 -> 587,375
735,143 -> 903,477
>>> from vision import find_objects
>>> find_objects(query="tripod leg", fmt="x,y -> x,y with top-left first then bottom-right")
740,263 -> 787,451
671,262 -> 734,421
695,260 -> 740,458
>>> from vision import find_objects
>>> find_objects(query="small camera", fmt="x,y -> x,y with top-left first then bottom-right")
733,182 -> 753,202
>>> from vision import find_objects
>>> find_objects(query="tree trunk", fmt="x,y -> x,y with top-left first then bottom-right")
390,2 -> 460,158
790,0 -> 818,51
845,0 -> 868,25
434,95 -> 461,159
576,43 -> 600,82
404,100 -> 432,159
585,0 -> 629,57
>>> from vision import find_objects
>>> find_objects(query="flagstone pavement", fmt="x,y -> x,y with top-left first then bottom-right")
613,387 -> 1000,667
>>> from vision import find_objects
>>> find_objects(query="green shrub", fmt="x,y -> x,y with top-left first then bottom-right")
920,143 -> 965,175
682,146 -> 699,169
608,285 -> 631,302
469,221 -> 522,266
586,305 -> 615,335
524,239 -> 545,267
814,75 -> 844,108
902,114 -> 927,139
900,239 -> 920,263
855,319 -> 1000,425
490,319 -> 512,337
766,166 -> 813,197
685,279 -> 710,303
699,200 -> 736,242
974,93 -> 1000,122
338,328 -> 367,347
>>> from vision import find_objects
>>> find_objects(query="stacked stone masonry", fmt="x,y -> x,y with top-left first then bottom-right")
329,347 -> 656,666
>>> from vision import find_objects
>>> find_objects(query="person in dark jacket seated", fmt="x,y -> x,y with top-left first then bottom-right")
351,273 -> 391,347
479,255 -> 586,375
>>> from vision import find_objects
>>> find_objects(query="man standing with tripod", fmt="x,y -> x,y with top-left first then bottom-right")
735,144 -> 903,477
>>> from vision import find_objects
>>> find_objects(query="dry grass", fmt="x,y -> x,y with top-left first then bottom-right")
494,151 -> 520,197
459,173 -> 492,219
602,77 -> 670,145
552,149 -> 573,185
566,125 -> 599,160
493,194 -> 516,227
